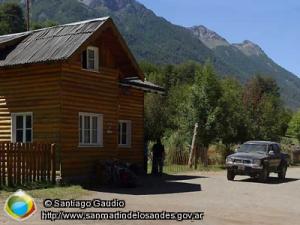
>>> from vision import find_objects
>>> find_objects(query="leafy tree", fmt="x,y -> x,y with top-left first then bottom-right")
165,84 -> 193,132
31,20 -> 58,30
142,63 -> 167,142
142,62 -> 291,167
258,95 -> 289,140
142,61 -> 201,142
218,78 -> 248,148
0,3 -> 26,35
190,63 -> 223,165
288,111 -> 300,143
144,93 -> 167,141
243,75 -> 289,141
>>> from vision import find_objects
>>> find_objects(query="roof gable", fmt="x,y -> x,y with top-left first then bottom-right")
0,17 -> 143,78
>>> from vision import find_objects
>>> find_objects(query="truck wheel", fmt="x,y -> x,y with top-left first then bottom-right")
278,164 -> 287,180
227,170 -> 235,181
259,166 -> 269,182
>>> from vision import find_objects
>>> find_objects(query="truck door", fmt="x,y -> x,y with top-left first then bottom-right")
272,144 -> 282,169
268,145 -> 276,169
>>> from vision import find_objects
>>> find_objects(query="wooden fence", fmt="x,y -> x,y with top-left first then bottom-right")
0,142 -> 56,187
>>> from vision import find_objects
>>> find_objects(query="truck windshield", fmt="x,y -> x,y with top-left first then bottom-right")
238,144 -> 267,154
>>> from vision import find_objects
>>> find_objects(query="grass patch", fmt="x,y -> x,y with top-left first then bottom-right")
290,163 -> 300,167
195,164 -> 225,172
0,185 -> 89,200
147,163 -> 225,174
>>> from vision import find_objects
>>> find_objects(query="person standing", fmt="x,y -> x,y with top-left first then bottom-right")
152,138 -> 165,175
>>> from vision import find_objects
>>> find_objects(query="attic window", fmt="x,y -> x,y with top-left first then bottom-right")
82,46 -> 99,71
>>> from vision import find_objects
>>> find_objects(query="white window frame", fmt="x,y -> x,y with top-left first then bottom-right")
79,112 -> 103,147
86,46 -> 99,71
118,120 -> 132,148
11,112 -> 33,143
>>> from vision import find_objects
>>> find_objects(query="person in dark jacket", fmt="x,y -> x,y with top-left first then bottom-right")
152,138 -> 165,175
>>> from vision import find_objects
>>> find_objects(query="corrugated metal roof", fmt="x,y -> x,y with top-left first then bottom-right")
120,77 -> 165,94
0,32 -> 31,45
0,17 -> 109,67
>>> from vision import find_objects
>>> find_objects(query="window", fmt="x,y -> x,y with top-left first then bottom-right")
79,113 -> 103,146
272,144 -> 280,154
268,145 -> 273,152
11,112 -> 32,143
81,46 -> 99,71
118,120 -> 132,147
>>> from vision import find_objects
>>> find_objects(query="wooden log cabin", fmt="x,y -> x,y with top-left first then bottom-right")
0,17 -> 164,181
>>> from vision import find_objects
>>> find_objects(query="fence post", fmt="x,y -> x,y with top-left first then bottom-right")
16,143 -> 21,185
51,144 -> 56,185
7,143 -> 13,187
47,144 -> 51,182
2,143 -> 7,185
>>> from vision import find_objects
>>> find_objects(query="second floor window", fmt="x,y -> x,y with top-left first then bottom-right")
82,46 -> 99,71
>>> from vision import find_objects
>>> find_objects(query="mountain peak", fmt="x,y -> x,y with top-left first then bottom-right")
190,25 -> 230,49
233,40 -> 265,57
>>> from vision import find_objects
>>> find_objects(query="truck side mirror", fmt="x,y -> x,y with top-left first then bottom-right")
269,150 -> 275,155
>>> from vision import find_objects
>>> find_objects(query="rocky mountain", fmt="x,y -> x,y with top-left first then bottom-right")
190,25 -> 230,49
1,0 -> 300,109
233,40 -> 265,57
190,25 -> 300,108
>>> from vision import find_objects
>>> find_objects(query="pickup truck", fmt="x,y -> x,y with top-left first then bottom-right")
225,141 -> 289,182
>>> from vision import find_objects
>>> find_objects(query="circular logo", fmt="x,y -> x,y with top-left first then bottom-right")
4,189 -> 36,221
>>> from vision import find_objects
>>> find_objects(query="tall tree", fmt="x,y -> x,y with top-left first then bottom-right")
288,111 -> 300,143
191,63 -> 223,166
219,78 -> 248,148
243,75 -> 289,141
0,3 -> 26,35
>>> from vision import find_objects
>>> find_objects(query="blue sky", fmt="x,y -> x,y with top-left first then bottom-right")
138,0 -> 300,77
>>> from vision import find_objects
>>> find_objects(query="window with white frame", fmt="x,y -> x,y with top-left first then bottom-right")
79,113 -> 103,146
81,46 -> 99,71
118,120 -> 132,147
11,112 -> 33,143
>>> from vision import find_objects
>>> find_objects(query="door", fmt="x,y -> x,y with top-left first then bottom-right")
272,144 -> 282,169
267,145 -> 277,170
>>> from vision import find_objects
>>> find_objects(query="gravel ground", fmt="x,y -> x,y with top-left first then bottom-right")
1,167 -> 300,225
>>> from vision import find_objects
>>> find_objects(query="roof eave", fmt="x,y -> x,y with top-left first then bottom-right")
120,83 -> 165,95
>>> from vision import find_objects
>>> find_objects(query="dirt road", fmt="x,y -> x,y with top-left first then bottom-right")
1,167 -> 300,225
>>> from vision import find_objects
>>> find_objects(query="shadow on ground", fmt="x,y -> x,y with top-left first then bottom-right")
236,176 -> 299,184
84,174 -> 205,195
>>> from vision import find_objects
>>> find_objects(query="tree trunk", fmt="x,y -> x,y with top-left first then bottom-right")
203,146 -> 208,167
194,146 -> 199,169
188,123 -> 198,168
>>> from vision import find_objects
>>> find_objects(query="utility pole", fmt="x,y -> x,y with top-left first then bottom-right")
26,0 -> 30,31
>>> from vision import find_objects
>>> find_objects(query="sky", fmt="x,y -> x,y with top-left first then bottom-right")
138,0 -> 300,77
